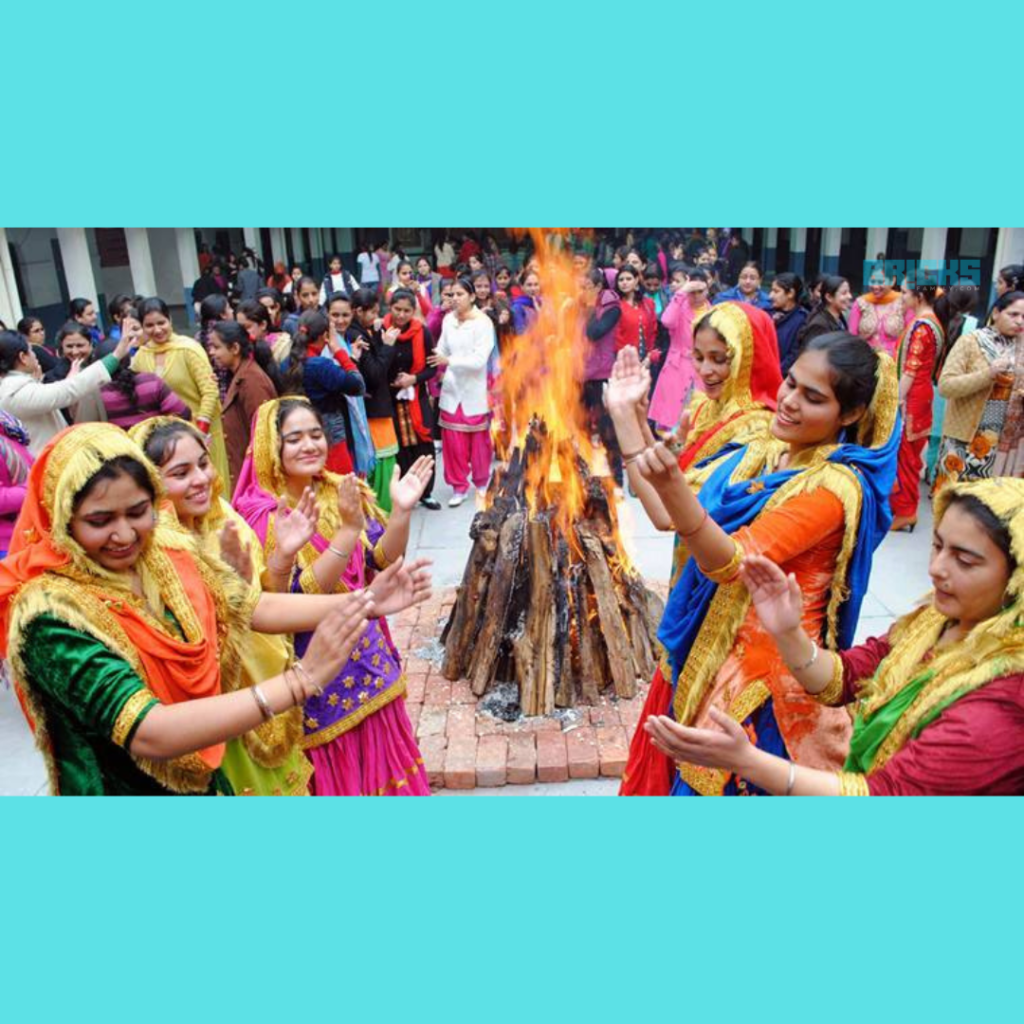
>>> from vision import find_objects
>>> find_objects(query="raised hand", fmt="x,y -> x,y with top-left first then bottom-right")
299,592 -> 374,690
337,474 -> 367,533
738,554 -> 804,637
605,345 -> 650,416
365,556 -> 433,617
390,457 -> 434,513
644,707 -> 753,772
274,487 -> 320,559
219,520 -> 254,584
665,409 -> 691,455
633,441 -> 681,486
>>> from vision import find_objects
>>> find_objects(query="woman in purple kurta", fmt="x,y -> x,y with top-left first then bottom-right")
233,397 -> 434,795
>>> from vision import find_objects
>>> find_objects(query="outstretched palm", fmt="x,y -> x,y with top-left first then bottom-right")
390,457 -> 434,512
274,487 -> 320,559
366,556 -> 433,617
738,555 -> 803,637
605,346 -> 650,415
337,475 -> 367,533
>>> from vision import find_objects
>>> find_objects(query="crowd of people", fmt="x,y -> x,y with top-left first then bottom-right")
1,226 -> 1023,795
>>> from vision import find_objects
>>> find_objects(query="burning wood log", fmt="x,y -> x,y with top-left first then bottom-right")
441,417 -> 664,716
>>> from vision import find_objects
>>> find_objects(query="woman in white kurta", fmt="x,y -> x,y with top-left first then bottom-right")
427,277 -> 497,507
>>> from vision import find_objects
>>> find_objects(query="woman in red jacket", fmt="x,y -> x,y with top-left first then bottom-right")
614,265 -> 659,365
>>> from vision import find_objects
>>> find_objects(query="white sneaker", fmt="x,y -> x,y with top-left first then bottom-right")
448,492 -> 467,508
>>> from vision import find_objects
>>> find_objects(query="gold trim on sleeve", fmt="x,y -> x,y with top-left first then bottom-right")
111,689 -> 160,748
837,771 -> 870,796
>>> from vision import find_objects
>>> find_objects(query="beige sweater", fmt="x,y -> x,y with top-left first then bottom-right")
937,331 -> 1001,443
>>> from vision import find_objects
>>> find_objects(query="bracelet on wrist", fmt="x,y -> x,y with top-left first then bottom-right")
293,660 -> 324,697
680,507 -> 709,539
251,684 -> 274,722
786,639 -> 819,674
327,543 -> 353,560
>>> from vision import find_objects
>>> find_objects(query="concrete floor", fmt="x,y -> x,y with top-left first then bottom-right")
0,457 -> 936,796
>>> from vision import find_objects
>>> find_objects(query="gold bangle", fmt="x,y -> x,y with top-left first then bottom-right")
812,653 -> 845,706
836,771 -> 870,796
702,540 -> 744,585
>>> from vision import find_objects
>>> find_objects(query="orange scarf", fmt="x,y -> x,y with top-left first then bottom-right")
0,425 -> 229,768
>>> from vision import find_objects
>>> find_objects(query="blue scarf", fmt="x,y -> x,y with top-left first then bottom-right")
657,419 -> 900,711
339,335 -> 376,477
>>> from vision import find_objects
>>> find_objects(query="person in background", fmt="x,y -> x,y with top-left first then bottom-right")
196,294 -> 236,398
234,257 -> 262,303
283,265 -> 304,298
934,291 -> 1024,492
130,297 -> 231,486
278,310 -> 365,476
427,277 -> 497,507
927,281 -> 981,481
16,317 -> 58,375
0,328 -> 134,453
239,298 -> 291,366
769,272 -> 808,375
191,260 -> 227,319
266,261 -> 291,293
642,265 -> 670,317
849,264 -> 907,358
69,297 -> 104,347
255,287 -> 287,334
385,289 -> 440,509
890,273 -> 947,532
580,267 -> 623,484
613,265 -> 658,363
797,275 -> 852,346
103,293 -> 136,350
319,254 -> 360,306
434,232 -> 456,279
415,256 -> 443,305
0,411 -> 33,559
649,267 -> 713,434
713,261 -> 772,311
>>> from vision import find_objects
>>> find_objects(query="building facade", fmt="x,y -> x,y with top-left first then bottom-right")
3,227 -> 1022,335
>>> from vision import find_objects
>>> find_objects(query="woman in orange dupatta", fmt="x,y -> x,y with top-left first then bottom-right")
0,423 -> 372,795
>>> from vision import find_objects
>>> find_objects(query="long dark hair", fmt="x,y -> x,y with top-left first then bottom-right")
107,358 -> 141,411
803,332 -> 880,419
0,330 -> 29,374
211,320 -> 282,393
280,310 -> 328,396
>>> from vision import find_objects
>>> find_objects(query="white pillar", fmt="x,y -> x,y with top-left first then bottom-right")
55,227 -> 99,308
309,227 -> 324,276
242,227 -> 263,262
125,227 -> 157,297
290,228 -> 307,264
175,227 -> 200,323
791,228 -> 807,278
740,228 -> 753,245
764,227 -> 778,274
920,227 -> 947,267
0,228 -> 23,327
867,227 -> 889,261
822,227 -> 842,275
268,227 -> 287,267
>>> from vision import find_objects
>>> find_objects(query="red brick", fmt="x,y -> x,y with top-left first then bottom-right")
536,731 -> 568,783
450,680 -> 478,704
391,628 -> 414,650
446,704 -> 477,739
618,694 -> 647,734
502,715 -> 561,734
476,714 -> 505,736
506,734 -> 537,785
565,726 -> 599,779
423,678 -> 452,705
597,726 -> 629,778
416,706 -> 448,739
443,735 -> 477,790
405,672 -> 427,703
588,705 -> 620,728
475,735 -> 508,788
418,734 -> 447,787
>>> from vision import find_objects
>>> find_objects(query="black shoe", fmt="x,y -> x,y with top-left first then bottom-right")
419,497 -> 441,510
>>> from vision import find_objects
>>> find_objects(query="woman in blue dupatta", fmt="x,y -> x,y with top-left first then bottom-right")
614,332 -> 900,795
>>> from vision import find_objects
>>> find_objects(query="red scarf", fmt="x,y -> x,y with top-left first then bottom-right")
383,313 -> 432,443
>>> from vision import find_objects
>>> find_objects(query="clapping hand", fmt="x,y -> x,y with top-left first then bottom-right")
644,708 -> 753,772
273,487 -> 319,559
738,554 -> 804,638
390,457 -> 434,512
337,475 -> 367,533
365,556 -> 433,617
604,345 -> 650,417
300,592 -> 374,690
219,520 -> 254,584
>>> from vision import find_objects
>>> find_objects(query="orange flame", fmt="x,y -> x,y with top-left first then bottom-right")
490,228 -> 634,573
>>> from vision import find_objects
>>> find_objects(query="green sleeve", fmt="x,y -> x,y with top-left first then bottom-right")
100,354 -> 121,375
21,615 -> 161,749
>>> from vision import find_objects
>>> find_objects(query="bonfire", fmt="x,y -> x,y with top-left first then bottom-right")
440,230 -> 663,716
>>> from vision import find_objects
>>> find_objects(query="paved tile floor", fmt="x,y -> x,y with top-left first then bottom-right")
0,460 -> 935,796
